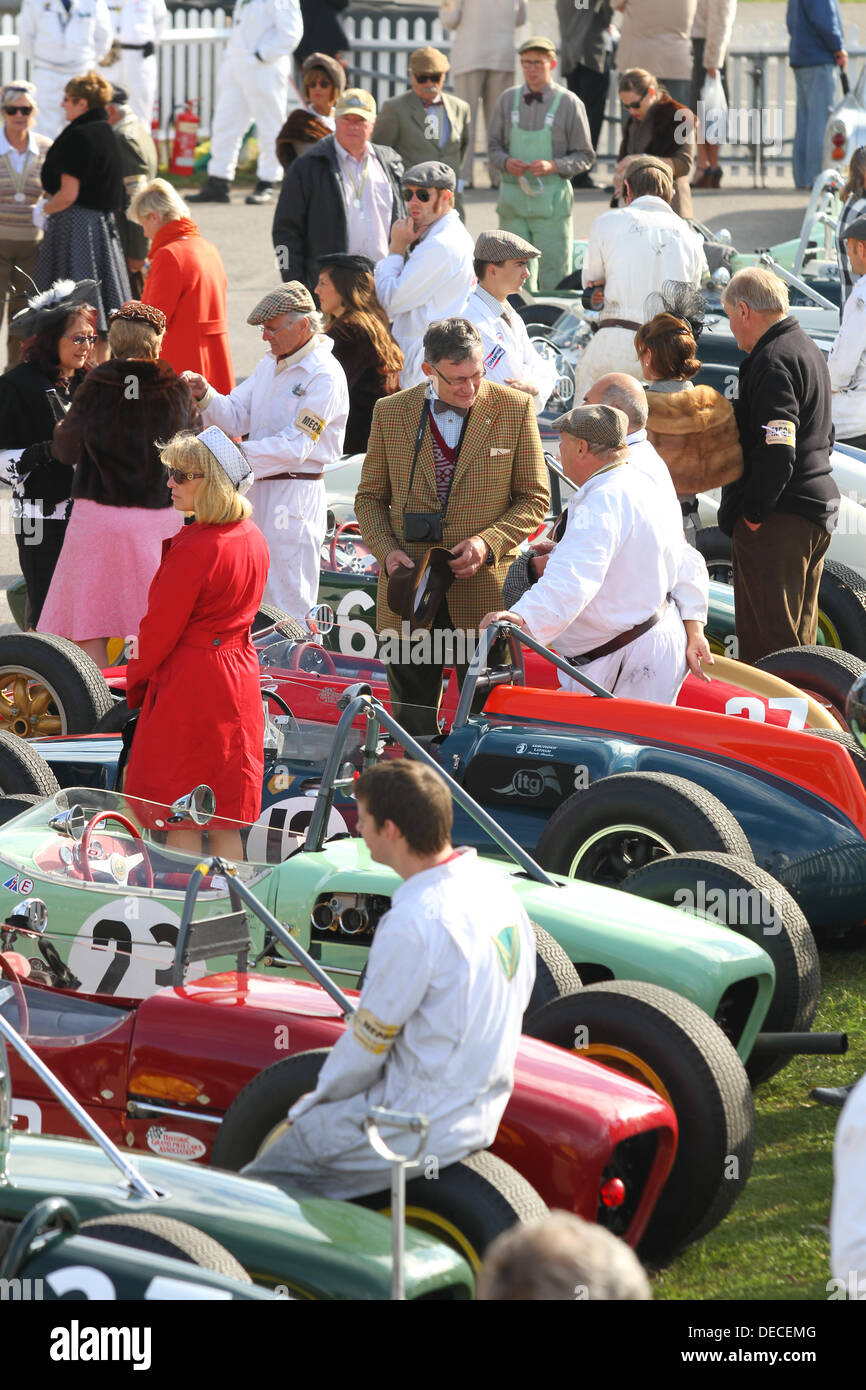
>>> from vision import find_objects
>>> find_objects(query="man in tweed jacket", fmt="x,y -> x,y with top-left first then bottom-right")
356,317 -> 549,734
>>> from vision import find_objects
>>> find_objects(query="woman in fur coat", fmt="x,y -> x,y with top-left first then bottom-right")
37,301 -> 198,666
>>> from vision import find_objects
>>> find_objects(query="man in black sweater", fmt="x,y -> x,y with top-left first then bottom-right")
718,266 -> 840,664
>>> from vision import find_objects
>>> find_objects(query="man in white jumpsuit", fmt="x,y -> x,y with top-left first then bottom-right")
17,0 -> 113,139
243,759 -> 536,1196
463,229 -> 557,416
108,0 -> 168,129
827,214 -> 866,450
482,404 -> 690,704
192,0 -> 302,206
374,160 -> 475,387
183,283 -> 348,622
574,156 -> 706,404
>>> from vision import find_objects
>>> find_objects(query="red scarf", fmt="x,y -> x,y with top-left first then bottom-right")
148,217 -> 202,256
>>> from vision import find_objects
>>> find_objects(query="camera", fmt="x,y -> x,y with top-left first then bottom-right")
403,510 -> 443,543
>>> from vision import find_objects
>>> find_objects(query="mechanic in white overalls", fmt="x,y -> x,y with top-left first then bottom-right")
243,760 -> 535,1198
183,283 -> 348,622
17,0 -> 114,140
487,36 -> 594,293
463,228 -> 558,414
107,0 -> 168,129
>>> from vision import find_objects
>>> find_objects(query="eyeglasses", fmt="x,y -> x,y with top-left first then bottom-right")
306,77 -> 333,90
622,93 -> 648,111
405,187 -> 432,203
413,73 -> 442,84
433,366 -> 486,387
166,468 -> 204,483
64,333 -> 96,346
4,106 -> 33,116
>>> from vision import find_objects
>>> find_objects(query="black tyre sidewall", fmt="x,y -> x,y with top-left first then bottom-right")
0,633 -> 115,735
0,732 -> 60,797
211,1050 -> 329,1171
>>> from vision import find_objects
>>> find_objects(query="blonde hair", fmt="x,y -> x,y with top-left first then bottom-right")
722,267 -> 789,315
108,317 -> 162,360
130,177 -> 190,227
160,431 -> 252,524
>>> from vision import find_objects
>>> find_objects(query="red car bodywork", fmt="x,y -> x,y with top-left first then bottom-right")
6,968 -> 677,1249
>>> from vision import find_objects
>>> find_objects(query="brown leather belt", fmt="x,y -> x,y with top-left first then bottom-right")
598,317 -> 642,332
569,597 -> 670,666
265,472 -> 325,481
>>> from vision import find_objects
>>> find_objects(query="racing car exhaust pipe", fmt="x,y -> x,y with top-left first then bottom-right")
751,1031 -> 848,1056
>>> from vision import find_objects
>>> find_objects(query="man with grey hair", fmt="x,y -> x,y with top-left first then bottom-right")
374,161 -> 475,387
183,283 -> 349,621
718,265 -> 839,663
481,403 -> 691,703
477,1211 -> 652,1300
356,316 -> 549,733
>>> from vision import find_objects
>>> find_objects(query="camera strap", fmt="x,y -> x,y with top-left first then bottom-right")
402,397 -> 471,525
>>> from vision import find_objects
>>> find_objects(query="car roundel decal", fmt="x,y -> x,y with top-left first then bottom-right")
492,925 -> 521,981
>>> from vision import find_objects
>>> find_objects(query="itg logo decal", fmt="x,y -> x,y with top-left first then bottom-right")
492,764 -> 561,798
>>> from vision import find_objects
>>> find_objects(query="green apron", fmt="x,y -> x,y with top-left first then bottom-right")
497,86 -> 574,292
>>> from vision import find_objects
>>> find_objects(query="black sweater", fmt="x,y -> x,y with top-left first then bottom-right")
719,316 -> 840,534
41,107 -> 125,213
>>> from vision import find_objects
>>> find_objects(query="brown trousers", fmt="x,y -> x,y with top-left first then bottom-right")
732,510 -> 832,665
0,241 -> 38,369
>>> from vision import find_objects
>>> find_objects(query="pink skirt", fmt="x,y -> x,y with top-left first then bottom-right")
38,499 -> 184,642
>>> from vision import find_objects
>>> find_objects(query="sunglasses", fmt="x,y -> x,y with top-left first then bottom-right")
413,73 -> 442,84
64,333 -> 96,346
623,94 -> 647,111
405,187 -> 432,203
306,77 -> 333,89
166,468 -> 204,483
4,105 -> 33,116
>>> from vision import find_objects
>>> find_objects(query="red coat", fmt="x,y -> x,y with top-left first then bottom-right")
125,518 -> 269,826
142,218 -> 235,395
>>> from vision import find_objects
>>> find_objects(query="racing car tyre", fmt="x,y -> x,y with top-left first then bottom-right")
753,646 -> 866,727
252,604 -> 307,640
82,1214 -> 252,1282
0,732 -> 60,798
211,1049 -> 547,1265
694,525 -> 734,584
526,922 -> 582,1019
534,772 -> 753,887
809,728 -> 866,794
0,792 -> 45,826
516,302 -> 563,329
524,981 -> 755,1264
0,633 -> 115,740
619,851 -> 821,1084
91,699 -> 139,734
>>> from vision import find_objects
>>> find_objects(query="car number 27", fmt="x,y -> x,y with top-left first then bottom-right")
724,695 -> 809,730
66,899 -> 207,999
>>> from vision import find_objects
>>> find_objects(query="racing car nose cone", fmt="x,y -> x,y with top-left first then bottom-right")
847,672 -> 866,750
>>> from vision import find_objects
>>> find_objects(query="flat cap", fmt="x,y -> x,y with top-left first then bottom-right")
317,252 -> 375,275
623,154 -> 674,186
844,214 -> 866,242
474,228 -> 540,262
518,36 -> 557,56
409,45 -> 450,73
109,300 -> 166,332
551,403 -> 628,449
109,82 -> 129,105
247,282 -> 315,324
334,87 -> 376,119
301,51 -> 346,93
402,160 -> 456,191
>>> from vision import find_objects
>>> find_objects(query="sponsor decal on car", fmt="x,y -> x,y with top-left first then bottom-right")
3,875 -> 33,894
145,1126 -> 207,1161
492,765 -> 561,798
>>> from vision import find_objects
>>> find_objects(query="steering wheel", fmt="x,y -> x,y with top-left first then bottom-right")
288,642 -> 338,676
78,810 -> 154,889
329,520 -> 363,571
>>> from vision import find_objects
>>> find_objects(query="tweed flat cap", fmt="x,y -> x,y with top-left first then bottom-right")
623,154 -> 674,186
551,404 -> 629,448
844,215 -> 866,242
302,52 -> 346,93
402,160 -> 456,191
247,283 -> 315,324
518,36 -> 557,56
109,82 -> 129,105
198,426 -> 254,494
474,229 -> 540,262
109,300 -> 166,332
502,553 -> 535,608
334,88 -> 376,119
409,45 -> 450,74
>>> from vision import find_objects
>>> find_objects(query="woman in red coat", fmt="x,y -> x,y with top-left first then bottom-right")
130,179 -> 235,395
124,425 -> 269,859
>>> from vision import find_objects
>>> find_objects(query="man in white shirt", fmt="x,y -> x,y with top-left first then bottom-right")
182,283 -> 349,622
374,160 -> 475,387
108,0 -> 168,128
463,229 -> 557,416
574,156 -> 706,404
17,0 -> 113,139
243,758 -> 535,1198
827,213 -> 866,450
481,403 -> 690,704
192,0 -> 302,206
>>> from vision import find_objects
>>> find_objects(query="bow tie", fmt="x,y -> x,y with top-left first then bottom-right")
432,399 -> 468,417
524,91 -> 544,104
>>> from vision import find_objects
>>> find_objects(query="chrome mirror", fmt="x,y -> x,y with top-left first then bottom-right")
3,898 -> 47,938
168,785 -> 216,826
306,603 -> 335,638
48,805 -> 85,840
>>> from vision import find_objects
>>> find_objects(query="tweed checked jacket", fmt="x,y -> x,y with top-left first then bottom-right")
356,379 -> 549,634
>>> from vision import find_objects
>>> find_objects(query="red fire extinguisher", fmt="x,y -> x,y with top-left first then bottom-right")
170,99 -> 200,178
